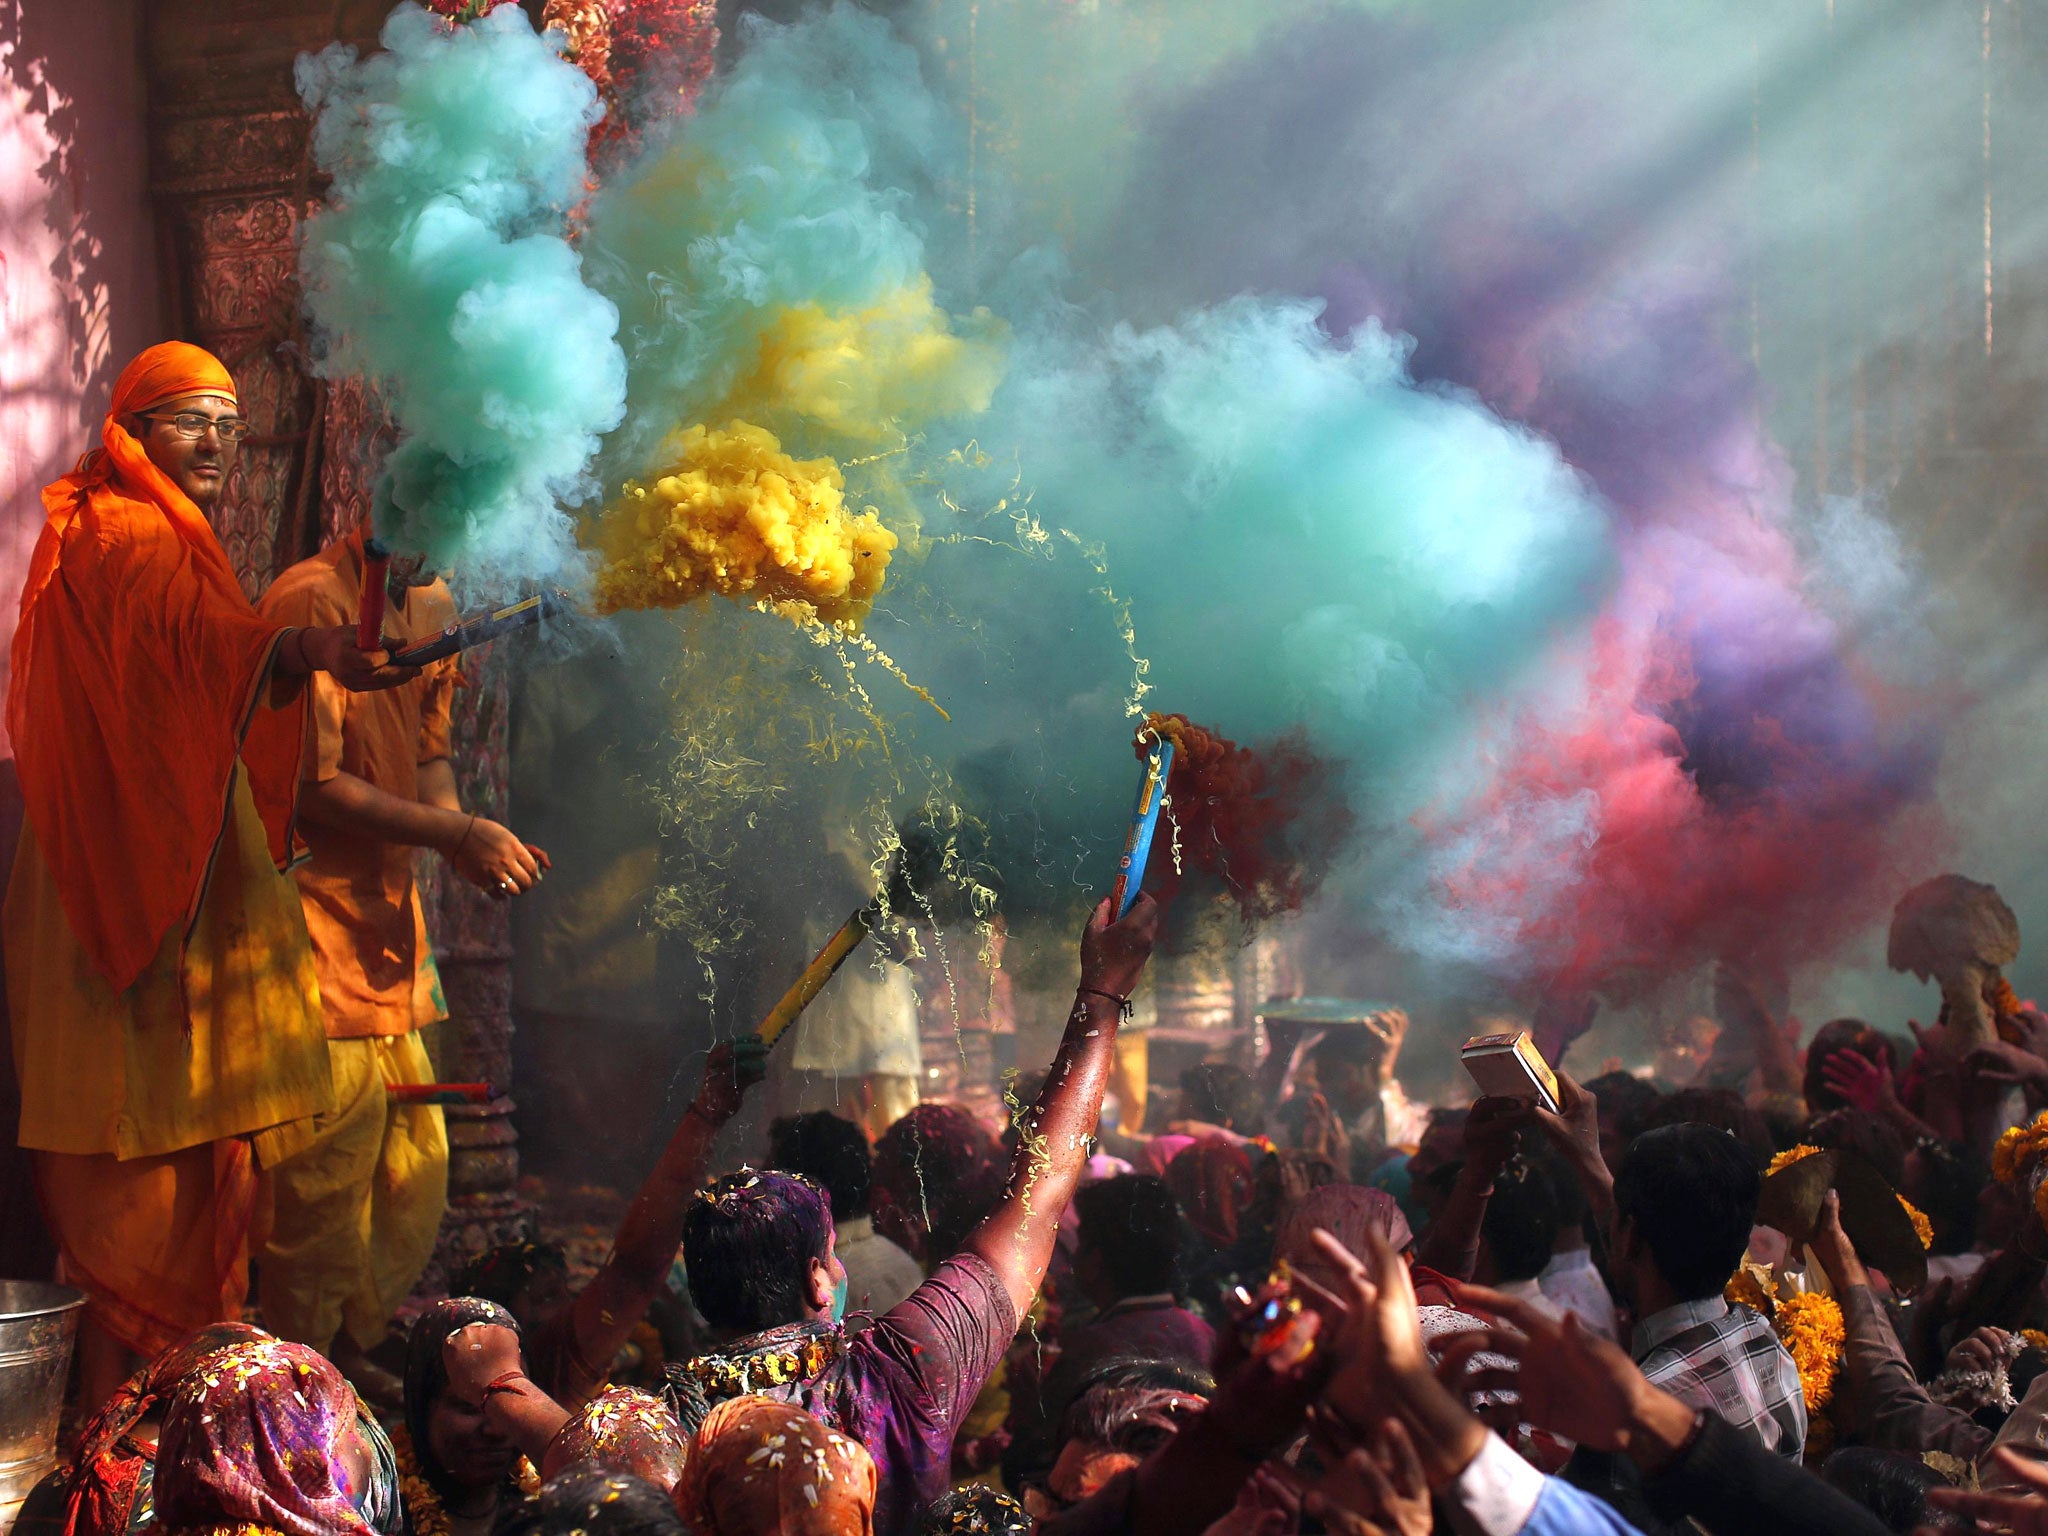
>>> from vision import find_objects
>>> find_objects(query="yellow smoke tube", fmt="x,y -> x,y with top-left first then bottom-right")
757,903 -> 876,1046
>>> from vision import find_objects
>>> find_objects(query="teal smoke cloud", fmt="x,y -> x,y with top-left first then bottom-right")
296,3 -> 625,584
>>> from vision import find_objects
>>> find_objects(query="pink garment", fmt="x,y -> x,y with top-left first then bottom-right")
1272,1182 -> 1414,1265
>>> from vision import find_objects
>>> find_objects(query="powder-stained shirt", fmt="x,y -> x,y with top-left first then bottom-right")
693,1254 -> 1018,1536
259,531 -> 458,1039
1633,1296 -> 1808,1460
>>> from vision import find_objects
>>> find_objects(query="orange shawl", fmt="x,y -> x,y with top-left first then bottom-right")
9,342 -> 305,993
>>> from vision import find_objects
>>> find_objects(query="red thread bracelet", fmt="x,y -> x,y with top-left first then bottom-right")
482,1369 -> 528,1401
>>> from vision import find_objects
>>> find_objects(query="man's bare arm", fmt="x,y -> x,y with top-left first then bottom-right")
964,894 -> 1160,1318
299,768 -> 548,895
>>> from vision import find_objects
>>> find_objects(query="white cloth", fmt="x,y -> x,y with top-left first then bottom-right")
834,1213 -> 926,1317
789,936 -> 924,1079
1538,1247 -> 1619,1341
1496,1276 -> 1567,1323
1445,1431 -> 1545,1536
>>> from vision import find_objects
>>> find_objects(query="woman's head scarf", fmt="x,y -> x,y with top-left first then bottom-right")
1165,1137 -> 1256,1248
61,1322 -> 271,1536
540,1388 -> 689,1494
673,1397 -> 877,1536
151,1338 -> 371,1536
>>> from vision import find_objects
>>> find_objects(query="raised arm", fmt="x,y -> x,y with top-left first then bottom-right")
1529,1070 -> 1615,1233
964,894 -> 1159,1318
1413,1096 -> 1530,1281
566,1035 -> 768,1380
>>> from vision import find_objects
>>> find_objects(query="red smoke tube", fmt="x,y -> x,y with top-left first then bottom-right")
386,1081 -> 493,1104
357,537 -> 391,650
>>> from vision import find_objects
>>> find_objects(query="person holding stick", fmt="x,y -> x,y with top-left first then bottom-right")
251,524 -> 547,1398
6,343 -> 419,1411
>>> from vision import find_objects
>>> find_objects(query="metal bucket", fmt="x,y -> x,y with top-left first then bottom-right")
0,1282 -> 86,1518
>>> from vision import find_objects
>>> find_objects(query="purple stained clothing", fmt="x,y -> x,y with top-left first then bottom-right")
775,1254 -> 1018,1536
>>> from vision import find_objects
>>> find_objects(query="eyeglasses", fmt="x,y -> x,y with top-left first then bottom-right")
139,411 -> 253,443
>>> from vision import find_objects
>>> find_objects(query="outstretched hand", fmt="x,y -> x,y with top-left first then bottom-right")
1923,1447 -> 2048,1534
1446,1281 -> 1695,1468
1820,1048 -> 1899,1114
301,623 -> 422,693
693,1034 -> 769,1125
1312,1224 -> 1486,1489
1809,1189 -> 1870,1292
1081,891 -> 1160,999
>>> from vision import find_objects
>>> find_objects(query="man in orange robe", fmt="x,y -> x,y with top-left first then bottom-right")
6,342 -> 417,1408
256,528 -> 547,1398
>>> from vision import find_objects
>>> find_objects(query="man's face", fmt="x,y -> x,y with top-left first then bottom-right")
129,392 -> 242,510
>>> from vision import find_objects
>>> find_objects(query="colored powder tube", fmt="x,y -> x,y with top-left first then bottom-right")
1110,737 -> 1175,918
358,537 -> 392,651
757,904 -> 875,1046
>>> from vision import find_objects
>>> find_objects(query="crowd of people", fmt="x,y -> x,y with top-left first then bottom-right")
25,354 -> 2048,1536
27,886 -> 2048,1536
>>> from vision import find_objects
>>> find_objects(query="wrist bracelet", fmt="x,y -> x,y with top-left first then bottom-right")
453,813 -> 477,860
482,1369 -> 528,1402
1077,986 -> 1134,1020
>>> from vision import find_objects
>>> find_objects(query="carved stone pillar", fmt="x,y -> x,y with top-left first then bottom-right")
415,645 -> 537,1284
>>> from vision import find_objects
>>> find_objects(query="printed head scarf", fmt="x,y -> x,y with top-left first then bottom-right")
151,1338 -> 371,1536
540,1388 -> 689,1494
673,1397 -> 876,1536
404,1298 -> 520,1499
62,1322 -> 271,1536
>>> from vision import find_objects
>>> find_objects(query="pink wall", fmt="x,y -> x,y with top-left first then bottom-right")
1,0 -> 159,760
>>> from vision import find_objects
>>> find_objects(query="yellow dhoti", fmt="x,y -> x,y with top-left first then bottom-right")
6,769 -> 330,1357
258,1031 -> 448,1350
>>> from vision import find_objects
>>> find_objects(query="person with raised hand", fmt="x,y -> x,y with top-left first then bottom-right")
1448,1275 -> 1892,1536
1306,1222 -> 1648,1536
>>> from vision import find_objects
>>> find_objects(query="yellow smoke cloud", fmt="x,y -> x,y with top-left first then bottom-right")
728,277 -> 1008,444
591,421 -> 897,625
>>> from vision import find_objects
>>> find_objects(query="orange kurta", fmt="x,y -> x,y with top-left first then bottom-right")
5,342 -> 331,1355
258,529 -> 458,1038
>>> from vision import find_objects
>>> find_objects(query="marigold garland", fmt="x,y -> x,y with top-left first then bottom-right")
1775,1290 -> 1846,1414
2025,1329 -> 2048,1356
1724,1267 -> 1773,1316
1994,1111 -> 2048,1186
391,1425 -> 449,1536
1766,1143 -> 1823,1177
1899,1194 -> 1934,1250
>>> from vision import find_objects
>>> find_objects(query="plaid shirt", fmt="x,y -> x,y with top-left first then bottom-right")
1633,1296 -> 1808,1460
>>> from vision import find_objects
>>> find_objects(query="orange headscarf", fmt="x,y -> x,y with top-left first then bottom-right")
674,1397 -> 877,1536
10,341 -> 306,993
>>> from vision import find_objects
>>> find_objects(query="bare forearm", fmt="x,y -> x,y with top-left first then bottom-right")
1416,1173 -> 1493,1281
416,756 -> 463,813
1127,1410 -> 1266,1536
572,1104 -> 723,1369
298,769 -> 467,851
1565,1147 -> 1617,1235
967,992 -> 1121,1315
482,1383 -> 571,1464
